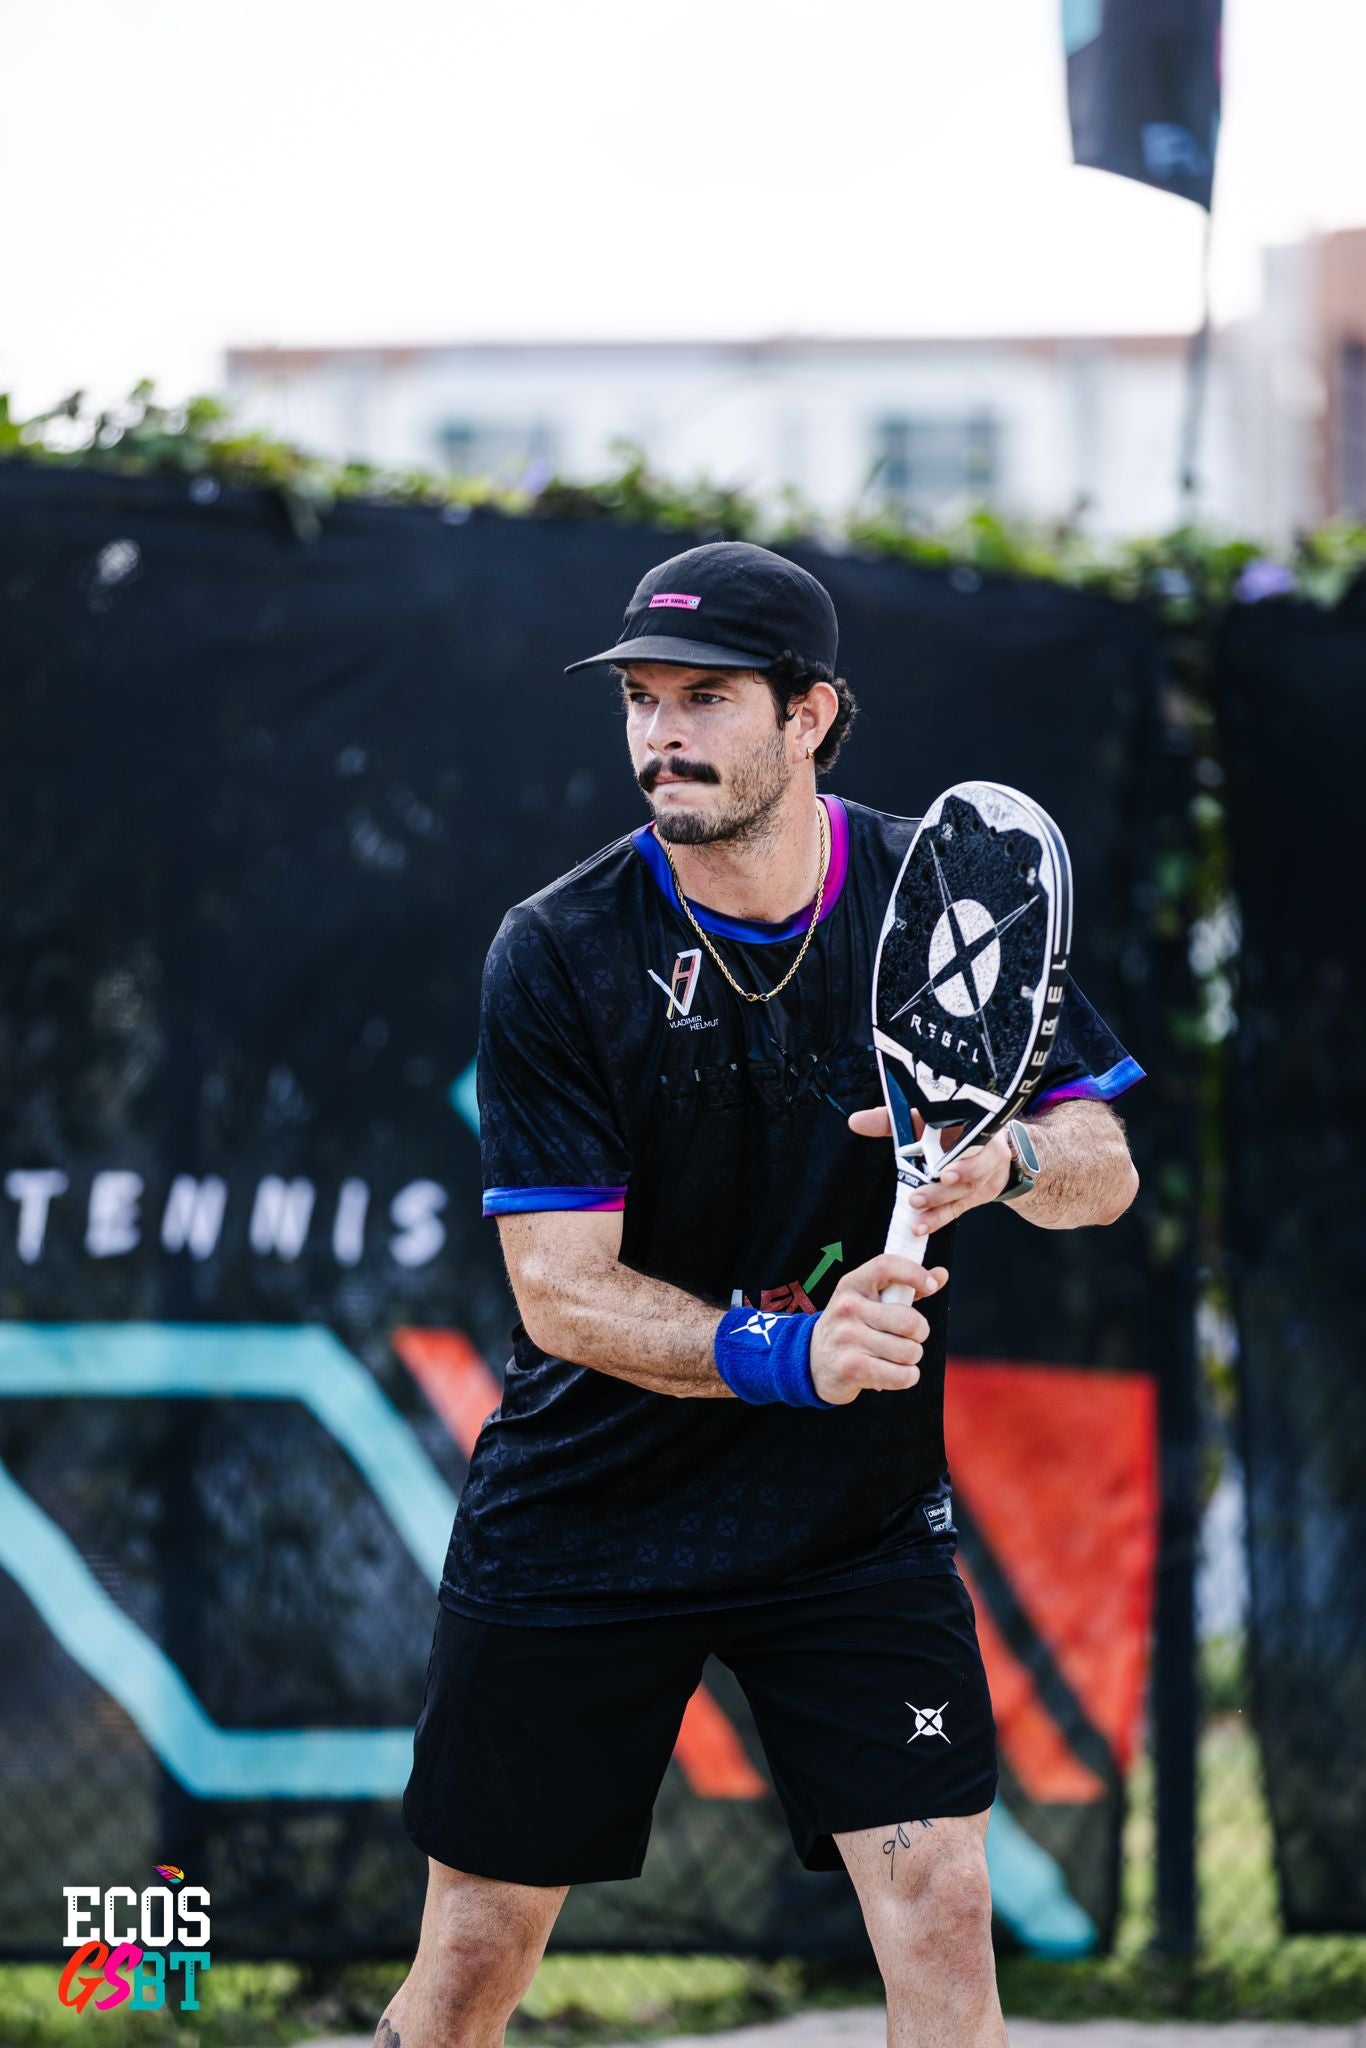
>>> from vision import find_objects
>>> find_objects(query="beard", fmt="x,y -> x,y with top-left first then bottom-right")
644,729 -> 793,847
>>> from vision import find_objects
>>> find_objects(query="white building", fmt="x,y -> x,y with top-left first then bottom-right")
226,331 -> 1220,537
1221,227 -> 1366,537
225,235 -> 1366,542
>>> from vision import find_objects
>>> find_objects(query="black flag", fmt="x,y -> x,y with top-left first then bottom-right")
1064,0 -> 1222,210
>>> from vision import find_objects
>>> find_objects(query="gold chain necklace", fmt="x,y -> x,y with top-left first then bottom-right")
659,800 -> 829,1005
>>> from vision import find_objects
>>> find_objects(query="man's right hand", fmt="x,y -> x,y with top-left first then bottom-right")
808,1254 -> 948,1406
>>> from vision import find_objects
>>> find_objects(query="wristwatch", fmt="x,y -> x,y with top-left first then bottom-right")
996,1118 -> 1041,1204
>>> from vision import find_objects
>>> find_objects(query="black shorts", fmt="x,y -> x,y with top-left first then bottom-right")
402,1568 -> 997,1885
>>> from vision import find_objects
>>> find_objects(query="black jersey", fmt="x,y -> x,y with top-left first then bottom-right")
441,795 -> 1143,1627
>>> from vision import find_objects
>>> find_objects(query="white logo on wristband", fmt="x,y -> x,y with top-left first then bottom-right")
738,1311 -> 779,1344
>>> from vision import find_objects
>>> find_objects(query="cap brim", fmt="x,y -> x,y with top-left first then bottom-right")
564,634 -> 773,675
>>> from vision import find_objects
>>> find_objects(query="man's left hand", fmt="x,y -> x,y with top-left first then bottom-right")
847,1106 -> 1011,1235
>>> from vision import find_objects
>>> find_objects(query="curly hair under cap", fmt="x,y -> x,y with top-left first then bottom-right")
762,651 -> 858,773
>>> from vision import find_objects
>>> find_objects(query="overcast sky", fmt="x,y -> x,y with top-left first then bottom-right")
4,0 -> 1365,417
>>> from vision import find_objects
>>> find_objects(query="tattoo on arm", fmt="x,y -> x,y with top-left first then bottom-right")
375,2020 -> 401,2047
882,1817 -> 933,1880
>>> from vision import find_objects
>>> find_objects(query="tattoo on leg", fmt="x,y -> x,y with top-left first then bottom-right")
881,1817 -> 933,1881
375,2020 -> 401,2047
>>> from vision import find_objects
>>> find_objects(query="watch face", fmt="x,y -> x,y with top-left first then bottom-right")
1011,1120 -> 1041,1176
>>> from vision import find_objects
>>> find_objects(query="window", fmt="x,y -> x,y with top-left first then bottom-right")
871,412 -> 999,510
434,419 -> 558,485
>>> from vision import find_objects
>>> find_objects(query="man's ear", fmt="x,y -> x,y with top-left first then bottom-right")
799,679 -> 840,752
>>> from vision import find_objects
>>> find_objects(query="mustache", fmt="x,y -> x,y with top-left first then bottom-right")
638,758 -> 720,792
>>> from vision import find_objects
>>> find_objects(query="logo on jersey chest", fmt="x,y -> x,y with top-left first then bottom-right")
730,1242 -> 843,1316
647,948 -> 717,1030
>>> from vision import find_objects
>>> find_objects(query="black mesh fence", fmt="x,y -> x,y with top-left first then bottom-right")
0,464 -> 1363,2024
1083,592 -> 1366,2008
1209,597 -> 1366,1965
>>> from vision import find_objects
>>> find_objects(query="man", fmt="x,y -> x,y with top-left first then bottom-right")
380,542 -> 1141,2048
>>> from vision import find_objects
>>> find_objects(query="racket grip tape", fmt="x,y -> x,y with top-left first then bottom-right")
882,1182 -> 929,1304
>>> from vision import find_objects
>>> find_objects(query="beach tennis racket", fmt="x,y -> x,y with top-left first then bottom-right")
871,782 -> 1073,1304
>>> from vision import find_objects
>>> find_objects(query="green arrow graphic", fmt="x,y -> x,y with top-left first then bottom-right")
803,1242 -> 843,1295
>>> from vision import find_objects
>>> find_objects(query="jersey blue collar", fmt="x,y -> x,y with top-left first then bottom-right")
630,795 -> 849,944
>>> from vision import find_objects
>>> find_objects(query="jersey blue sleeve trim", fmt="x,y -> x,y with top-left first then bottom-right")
630,795 -> 849,943
482,1184 -> 627,1217
1034,1055 -> 1146,1107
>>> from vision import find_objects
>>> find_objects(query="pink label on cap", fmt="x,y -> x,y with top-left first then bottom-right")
648,592 -> 701,610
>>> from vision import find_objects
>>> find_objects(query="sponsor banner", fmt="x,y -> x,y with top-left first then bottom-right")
0,465 -> 1164,1958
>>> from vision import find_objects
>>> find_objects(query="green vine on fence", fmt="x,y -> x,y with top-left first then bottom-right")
5,381 -> 1366,608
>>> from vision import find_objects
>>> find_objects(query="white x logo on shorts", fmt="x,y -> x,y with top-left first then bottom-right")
906,1701 -> 951,1743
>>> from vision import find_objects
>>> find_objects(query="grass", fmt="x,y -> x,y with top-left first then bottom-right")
994,1707 -> 1366,2026
0,1956 -> 818,2048
4,1708 -> 1363,2043
0,1962 -> 317,2048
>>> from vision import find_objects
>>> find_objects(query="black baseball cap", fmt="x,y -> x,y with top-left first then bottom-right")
564,541 -> 839,676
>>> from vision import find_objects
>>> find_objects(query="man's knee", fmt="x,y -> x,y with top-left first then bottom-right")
398,1861 -> 567,2028
873,1847 -> 995,1987
425,1924 -> 538,1998
423,1888 -> 561,1995
377,1926 -> 547,2048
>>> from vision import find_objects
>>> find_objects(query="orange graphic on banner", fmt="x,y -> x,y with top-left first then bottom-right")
946,1359 -> 1158,1779
393,1327 -> 502,1456
676,1685 -> 769,1799
958,1558 -> 1106,1803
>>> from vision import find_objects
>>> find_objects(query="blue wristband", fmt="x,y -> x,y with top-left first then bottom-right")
713,1307 -> 835,1409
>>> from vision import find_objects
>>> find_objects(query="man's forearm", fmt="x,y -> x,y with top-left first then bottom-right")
508,1235 -> 939,1408
516,1243 -> 732,1399
1013,1099 -> 1138,1229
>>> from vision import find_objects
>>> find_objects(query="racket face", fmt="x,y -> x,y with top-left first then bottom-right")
872,782 -> 1073,1189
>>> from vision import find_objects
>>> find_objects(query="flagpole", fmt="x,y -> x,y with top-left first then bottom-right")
1178,207 -> 1215,519
1156,190 -> 1213,1976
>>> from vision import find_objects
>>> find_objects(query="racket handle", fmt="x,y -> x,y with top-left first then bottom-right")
882,1182 -> 929,1304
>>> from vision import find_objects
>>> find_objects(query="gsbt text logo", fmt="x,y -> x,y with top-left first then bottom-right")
59,1869 -> 210,2014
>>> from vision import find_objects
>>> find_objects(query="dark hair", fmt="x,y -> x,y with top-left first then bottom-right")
762,650 -> 857,773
